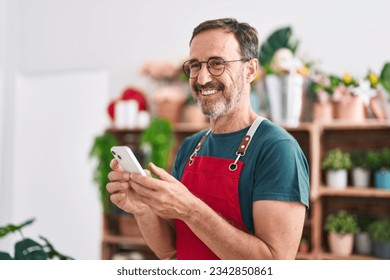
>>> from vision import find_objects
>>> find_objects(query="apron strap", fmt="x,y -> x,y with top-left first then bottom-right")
229,117 -> 265,171
189,117 -> 266,168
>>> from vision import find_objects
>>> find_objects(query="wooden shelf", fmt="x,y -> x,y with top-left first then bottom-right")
319,186 -> 390,198
102,234 -> 147,246
318,252 -> 381,260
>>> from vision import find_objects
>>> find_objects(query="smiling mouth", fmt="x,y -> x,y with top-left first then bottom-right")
200,89 -> 220,96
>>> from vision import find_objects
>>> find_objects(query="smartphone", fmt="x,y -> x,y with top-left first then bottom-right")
111,146 -> 146,176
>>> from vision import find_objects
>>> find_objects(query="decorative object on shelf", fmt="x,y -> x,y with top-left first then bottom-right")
355,213 -> 375,255
141,60 -> 188,123
298,236 -> 309,254
181,94 -> 208,124
89,133 -> 119,213
371,148 -> 390,190
350,150 -> 375,188
107,87 -> 150,129
376,62 -> 390,119
140,118 -> 175,170
368,218 -> 390,259
0,218 -> 73,260
259,27 -> 310,126
322,149 -> 352,189
325,210 -> 359,256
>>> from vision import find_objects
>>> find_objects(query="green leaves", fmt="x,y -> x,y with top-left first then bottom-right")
89,133 -> 119,213
325,211 -> 359,234
0,218 -> 35,238
0,218 -> 73,260
380,62 -> 390,95
259,26 -> 299,70
14,238 -> 47,260
140,118 -> 174,170
322,149 -> 352,170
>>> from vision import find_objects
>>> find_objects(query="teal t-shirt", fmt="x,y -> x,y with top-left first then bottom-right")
172,119 -> 310,233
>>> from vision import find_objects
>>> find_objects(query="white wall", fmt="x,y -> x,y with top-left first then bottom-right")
1,0 -> 389,259
18,0 -> 390,98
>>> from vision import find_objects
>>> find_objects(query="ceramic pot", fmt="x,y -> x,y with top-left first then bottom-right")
351,167 -> 371,188
328,232 -> 354,256
326,169 -> 348,189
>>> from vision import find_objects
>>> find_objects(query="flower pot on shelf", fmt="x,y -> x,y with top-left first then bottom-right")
312,101 -> 334,122
328,232 -> 354,256
325,211 -> 358,256
334,96 -> 367,121
265,73 -> 304,126
355,232 -> 372,255
351,167 -> 371,188
374,170 -> 390,190
326,169 -> 348,189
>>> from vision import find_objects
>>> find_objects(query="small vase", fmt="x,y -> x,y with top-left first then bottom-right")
326,169 -> 348,189
312,101 -> 333,122
328,232 -> 354,256
334,96 -> 367,121
355,232 -> 372,255
374,170 -> 390,189
351,167 -> 371,188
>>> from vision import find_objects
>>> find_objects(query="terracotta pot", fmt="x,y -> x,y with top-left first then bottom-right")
334,96 -> 367,121
328,232 -> 354,256
312,101 -> 334,122
182,104 -> 208,123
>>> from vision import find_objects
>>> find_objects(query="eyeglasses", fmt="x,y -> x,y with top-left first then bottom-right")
182,57 -> 250,79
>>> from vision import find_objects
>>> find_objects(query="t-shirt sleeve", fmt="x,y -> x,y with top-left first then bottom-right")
252,139 -> 310,207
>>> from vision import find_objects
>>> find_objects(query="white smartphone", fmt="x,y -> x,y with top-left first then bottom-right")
111,146 -> 146,176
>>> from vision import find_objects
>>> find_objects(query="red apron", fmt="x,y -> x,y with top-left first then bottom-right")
174,117 -> 264,259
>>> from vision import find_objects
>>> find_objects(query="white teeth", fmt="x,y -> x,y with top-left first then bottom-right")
201,89 -> 219,96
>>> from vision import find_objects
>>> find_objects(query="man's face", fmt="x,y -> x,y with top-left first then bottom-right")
189,29 -> 246,120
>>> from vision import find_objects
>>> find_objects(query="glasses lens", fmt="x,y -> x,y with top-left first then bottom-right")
207,58 -> 225,76
183,60 -> 201,78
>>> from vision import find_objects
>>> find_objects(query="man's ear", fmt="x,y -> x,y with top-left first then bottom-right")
246,58 -> 259,83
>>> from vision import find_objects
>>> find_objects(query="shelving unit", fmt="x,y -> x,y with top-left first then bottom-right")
101,120 -> 390,260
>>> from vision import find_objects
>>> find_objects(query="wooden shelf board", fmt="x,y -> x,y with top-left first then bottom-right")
319,186 -> 390,198
318,252 -> 381,260
317,120 -> 390,130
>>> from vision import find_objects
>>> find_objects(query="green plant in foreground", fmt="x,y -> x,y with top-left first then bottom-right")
0,218 -> 73,260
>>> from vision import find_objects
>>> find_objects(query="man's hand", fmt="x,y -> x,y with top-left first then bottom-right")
106,159 -> 149,216
129,162 -> 198,221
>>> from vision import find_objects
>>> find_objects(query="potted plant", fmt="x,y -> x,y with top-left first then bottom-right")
0,218 -> 73,260
355,213 -> 375,255
298,236 -> 309,254
322,149 -> 352,189
368,218 -> 390,259
140,118 -> 175,171
89,133 -> 119,214
350,150 -> 375,188
324,210 -> 359,256
372,148 -> 390,190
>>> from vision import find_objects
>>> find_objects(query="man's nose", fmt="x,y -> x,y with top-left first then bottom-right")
196,64 -> 213,85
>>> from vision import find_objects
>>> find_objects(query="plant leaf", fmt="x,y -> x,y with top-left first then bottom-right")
259,26 -> 299,67
380,62 -> 390,95
0,252 -> 13,260
0,218 -> 35,238
14,238 -> 47,260
39,236 -> 73,260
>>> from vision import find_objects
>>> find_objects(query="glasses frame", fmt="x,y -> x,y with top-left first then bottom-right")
182,57 -> 250,79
